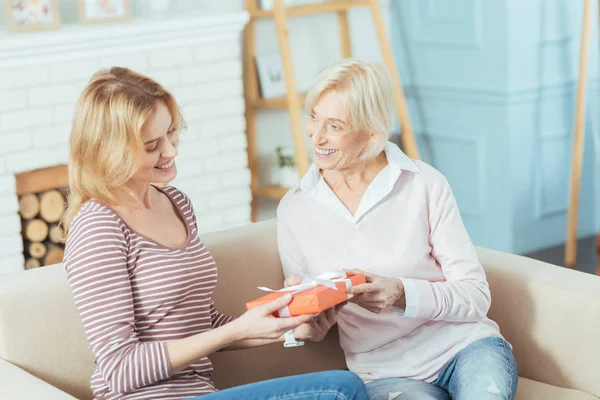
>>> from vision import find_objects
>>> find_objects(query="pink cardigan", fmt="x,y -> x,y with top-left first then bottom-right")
277,142 -> 503,382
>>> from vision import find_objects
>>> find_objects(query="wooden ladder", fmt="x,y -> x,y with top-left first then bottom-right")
564,0 -> 597,273
243,0 -> 419,221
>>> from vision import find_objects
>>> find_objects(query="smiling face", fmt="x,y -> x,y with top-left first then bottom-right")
307,89 -> 373,171
129,100 -> 179,186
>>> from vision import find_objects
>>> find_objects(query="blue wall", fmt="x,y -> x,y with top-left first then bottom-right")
391,0 -> 600,254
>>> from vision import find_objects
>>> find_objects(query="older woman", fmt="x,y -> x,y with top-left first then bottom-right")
278,59 -> 518,400
61,67 -> 367,400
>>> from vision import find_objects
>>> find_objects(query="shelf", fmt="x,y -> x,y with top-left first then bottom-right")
253,184 -> 291,200
0,12 -> 249,68
253,93 -> 307,109
251,1 -> 370,18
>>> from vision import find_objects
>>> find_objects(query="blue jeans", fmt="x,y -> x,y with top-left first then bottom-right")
366,337 -> 518,400
190,370 -> 368,400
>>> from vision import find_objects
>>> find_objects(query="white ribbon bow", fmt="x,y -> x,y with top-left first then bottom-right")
257,270 -> 349,295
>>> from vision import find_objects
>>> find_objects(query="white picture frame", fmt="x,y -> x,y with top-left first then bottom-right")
255,54 -> 287,99
77,0 -> 131,24
5,0 -> 61,32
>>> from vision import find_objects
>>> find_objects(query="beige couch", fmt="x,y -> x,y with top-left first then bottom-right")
1,220 -> 600,400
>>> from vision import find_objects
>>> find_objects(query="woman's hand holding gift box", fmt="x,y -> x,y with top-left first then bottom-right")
283,276 -> 345,343
246,271 -> 366,318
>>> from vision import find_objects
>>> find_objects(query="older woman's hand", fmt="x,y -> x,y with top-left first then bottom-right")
284,276 -> 340,342
293,307 -> 338,342
346,268 -> 406,314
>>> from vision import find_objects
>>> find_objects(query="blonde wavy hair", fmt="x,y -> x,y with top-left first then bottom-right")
305,58 -> 394,159
61,67 -> 186,236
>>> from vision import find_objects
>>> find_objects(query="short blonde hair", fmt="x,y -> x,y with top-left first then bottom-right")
305,58 -> 394,158
61,67 -> 186,235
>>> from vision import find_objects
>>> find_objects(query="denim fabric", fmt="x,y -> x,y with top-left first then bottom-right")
366,337 -> 518,400
188,370 -> 368,400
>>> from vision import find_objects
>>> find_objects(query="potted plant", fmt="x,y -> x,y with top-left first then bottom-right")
276,146 -> 299,187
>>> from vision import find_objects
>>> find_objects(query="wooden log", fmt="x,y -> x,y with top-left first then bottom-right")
39,190 -> 65,223
25,258 -> 41,270
44,245 -> 65,266
28,242 -> 47,259
15,165 -> 68,196
19,193 -> 40,220
48,224 -> 64,244
23,219 -> 49,242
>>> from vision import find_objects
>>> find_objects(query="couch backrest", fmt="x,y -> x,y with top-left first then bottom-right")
0,220 -> 346,399
204,220 -> 347,390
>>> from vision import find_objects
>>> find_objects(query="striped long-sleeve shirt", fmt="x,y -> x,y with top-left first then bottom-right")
63,186 -> 233,400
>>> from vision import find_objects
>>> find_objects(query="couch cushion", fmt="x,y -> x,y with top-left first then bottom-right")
0,264 -> 94,400
0,359 -> 78,400
517,377 -> 599,400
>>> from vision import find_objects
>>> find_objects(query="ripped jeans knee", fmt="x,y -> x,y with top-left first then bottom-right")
434,337 -> 518,400
366,337 -> 518,400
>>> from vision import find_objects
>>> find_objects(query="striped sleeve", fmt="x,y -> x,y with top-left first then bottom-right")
209,300 -> 234,329
63,205 -> 172,394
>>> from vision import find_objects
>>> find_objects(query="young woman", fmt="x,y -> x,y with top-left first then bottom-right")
62,66 -> 367,400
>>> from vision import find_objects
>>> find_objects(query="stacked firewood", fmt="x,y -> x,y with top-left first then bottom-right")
18,189 -> 67,269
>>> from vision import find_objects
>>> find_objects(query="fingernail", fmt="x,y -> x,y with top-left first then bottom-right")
282,294 -> 292,302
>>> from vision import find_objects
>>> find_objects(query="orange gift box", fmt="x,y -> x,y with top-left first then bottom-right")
246,273 -> 366,317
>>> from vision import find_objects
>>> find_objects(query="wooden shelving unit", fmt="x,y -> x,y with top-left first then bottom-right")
251,0 -> 371,18
244,0 -> 419,221
252,93 -> 307,110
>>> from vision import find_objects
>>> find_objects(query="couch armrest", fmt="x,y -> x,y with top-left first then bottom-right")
0,358 -> 78,399
0,264 -> 94,400
478,247 -> 600,398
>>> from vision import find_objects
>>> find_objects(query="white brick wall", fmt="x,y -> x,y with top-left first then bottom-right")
0,254 -> 26,275
0,175 -> 16,197
0,132 -> 33,155
0,19 -> 251,274
49,60 -> 101,83
0,214 -> 21,236
0,89 -> 28,112
0,235 -> 24,257
203,150 -> 248,172
197,116 -> 246,138
28,84 -> 82,107
0,107 -> 54,132
5,149 -> 60,174
32,124 -> 71,148
219,132 -> 248,152
0,67 -> 49,91
100,54 -> 149,74
219,169 -> 252,189
0,195 -> 19,215
149,49 -> 195,69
